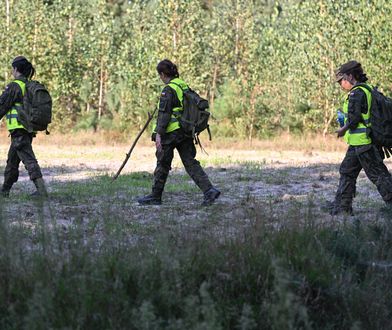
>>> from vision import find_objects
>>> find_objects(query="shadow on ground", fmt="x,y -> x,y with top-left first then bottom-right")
0,162 -> 389,233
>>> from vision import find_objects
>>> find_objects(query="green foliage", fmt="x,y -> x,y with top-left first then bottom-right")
1,187 -> 392,328
1,0 -> 392,137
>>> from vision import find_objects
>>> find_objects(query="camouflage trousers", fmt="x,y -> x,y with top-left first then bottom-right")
2,130 -> 43,192
152,130 -> 212,196
334,144 -> 392,211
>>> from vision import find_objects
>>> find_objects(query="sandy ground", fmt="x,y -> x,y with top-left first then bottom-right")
0,136 -> 391,229
0,140 -> 348,182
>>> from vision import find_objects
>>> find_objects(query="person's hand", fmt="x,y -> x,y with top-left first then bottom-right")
336,126 -> 347,138
155,133 -> 162,153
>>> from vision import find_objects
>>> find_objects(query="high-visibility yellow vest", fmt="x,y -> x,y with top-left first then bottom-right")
6,80 -> 26,132
153,78 -> 188,133
343,84 -> 372,146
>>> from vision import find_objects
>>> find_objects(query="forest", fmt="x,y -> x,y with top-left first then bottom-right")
2,2 -> 392,329
1,0 -> 391,139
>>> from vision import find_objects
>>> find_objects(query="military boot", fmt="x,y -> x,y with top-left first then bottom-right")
1,190 -> 9,198
330,206 -> 354,216
380,201 -> 392,217
32,178 -> 48,198
322,201 -> 353,216
1,184 -> 11,198
137,193 -> 162,205
202,187 -> 221,206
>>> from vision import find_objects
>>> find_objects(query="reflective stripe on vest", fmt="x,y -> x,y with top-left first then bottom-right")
153,78 -> 188,134
343,84 -> 372,146
6,80 -> 26,132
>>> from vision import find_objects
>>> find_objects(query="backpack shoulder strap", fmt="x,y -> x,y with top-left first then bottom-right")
352,83 -> 373,127
355,83 -> 373,93
13,79 -> 26,96
168,79 -> 189,91
168,81 -> 183,90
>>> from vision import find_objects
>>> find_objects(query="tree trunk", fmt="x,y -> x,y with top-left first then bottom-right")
323,98 -> 335,137
5,0 -> 10,31
210,63 -> 218,109
33,9 -> 38,61
5,0 -> 10,81
172,2 -> 178,50
235,15 -> 239,75
98,58 -> 105,120
172,27 -> 177,50
68,15 -> 74,53
322,57 -> 335,136
249,85 -> 261,144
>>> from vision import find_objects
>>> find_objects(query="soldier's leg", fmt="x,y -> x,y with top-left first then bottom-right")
2,141 -> 21,194
15,134 -> 47,196
151,143 -> 175,196
333,147 -> 362,213
176,137 -> 212,193
16,135 -> 43,181
358,146 -> 392,202
138,139 -> 176,205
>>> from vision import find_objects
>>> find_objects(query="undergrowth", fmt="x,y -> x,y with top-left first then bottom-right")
0,194 -> 391,329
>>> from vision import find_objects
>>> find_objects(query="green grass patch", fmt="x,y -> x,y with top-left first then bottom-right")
49,172 -> 153,202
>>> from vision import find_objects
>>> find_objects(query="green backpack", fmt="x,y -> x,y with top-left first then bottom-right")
17,80 -> 52,133
170,81 -> 211,140
356,83 -> 392,157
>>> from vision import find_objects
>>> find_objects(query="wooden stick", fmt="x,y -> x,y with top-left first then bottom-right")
112,109 -> 157,181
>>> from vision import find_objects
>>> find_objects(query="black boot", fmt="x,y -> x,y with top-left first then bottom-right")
380,201 -> 392,216
137,193 -> 162,205
330,207 -> 354,216
32,178 -> 48,198
202,187 -> 221,206
1,190 -> 9,198
322,201 -> 354,216
1,185 -> 11,198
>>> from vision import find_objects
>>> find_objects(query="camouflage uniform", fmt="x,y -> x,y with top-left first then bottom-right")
332,84 -> 392,213
151,84 -> 213,196
152,129 -> 212,196
334,144 -> 392,212
0,80 -> 43,193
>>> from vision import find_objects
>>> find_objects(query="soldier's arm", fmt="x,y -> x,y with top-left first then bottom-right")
346,88 -> 368,130
155,86 -> 176,135
0,82 -> 22,120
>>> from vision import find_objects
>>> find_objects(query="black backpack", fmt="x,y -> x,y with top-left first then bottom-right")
357,84 -> 392,151
170,82 -> 211,140
17,80 -> 52,133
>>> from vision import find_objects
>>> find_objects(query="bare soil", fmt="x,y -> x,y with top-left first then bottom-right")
0,136 -> 390,231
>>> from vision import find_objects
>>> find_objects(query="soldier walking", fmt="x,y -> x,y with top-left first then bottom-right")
138,59 -> 220,206
0,56 -> 48,197
328,60 -> 392,215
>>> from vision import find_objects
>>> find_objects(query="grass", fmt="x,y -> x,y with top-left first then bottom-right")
0,197 -> 392,329
0,178 -> 392,328
0,133 -> 390,328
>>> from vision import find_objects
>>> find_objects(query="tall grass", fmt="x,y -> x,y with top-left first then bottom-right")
0,196 -> 391,329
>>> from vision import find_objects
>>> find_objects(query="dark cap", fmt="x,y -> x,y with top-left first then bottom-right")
335,60 -> 361,82
335,71 -> 344,82
12,56 -> 27,66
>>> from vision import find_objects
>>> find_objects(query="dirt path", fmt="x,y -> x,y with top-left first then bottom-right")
0,141 -> 390,229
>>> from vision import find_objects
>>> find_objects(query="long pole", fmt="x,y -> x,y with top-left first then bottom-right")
112,108 -> 157,181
